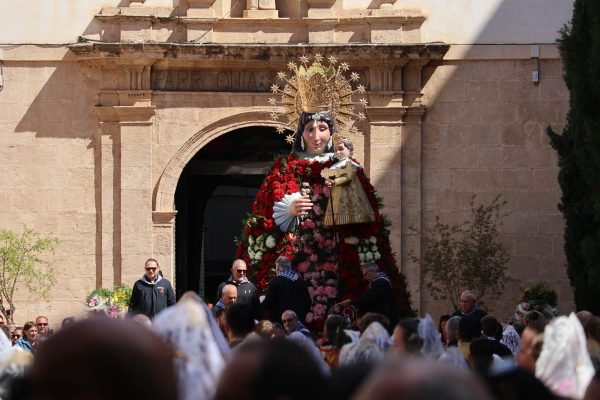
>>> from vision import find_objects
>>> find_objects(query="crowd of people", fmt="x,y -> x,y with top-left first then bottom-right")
1,256 -> 600,400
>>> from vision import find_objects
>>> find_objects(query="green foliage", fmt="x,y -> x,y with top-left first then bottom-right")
520,282 -> 558,308
410,195 -> 510,310
546,0 -> 600,314
0,226 -> 60,324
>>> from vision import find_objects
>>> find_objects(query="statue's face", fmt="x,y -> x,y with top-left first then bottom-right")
302,120 -> 331,154
335,143 -> 351,159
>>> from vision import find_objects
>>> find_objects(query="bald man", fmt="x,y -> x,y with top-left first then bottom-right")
212,284 -> 238,317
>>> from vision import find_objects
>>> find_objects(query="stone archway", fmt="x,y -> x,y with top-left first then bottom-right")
152,110 -> 287,291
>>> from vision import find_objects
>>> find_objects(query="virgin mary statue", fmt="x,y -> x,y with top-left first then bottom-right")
235,55 -> 412,329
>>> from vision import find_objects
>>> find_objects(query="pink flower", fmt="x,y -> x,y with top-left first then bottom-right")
324,286 -> 338,298
313,184 -> 323,195
304,219 -> 316,229
321,261 -> 336,272
309,254 -> 318,263
313,303 -> 327,317
313,204 -> 323,216
297,261 -> 310,273
305,312 -> 314,323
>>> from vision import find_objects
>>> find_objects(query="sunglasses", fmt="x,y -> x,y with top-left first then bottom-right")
11,334 -> 21,339
237,269 -> 247,274
145,267 -> 157,272
282,318 -> 296,324
37,323 -> 48,326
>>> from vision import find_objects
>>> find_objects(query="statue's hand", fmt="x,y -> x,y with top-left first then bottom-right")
289,194 -> 313,217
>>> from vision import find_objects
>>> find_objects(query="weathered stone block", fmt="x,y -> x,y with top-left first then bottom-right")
467,81 -> 499,103
441,103 -> 482,124
490,169 -> 532,190
451,169 -> 489,190
438,147 -> 479,168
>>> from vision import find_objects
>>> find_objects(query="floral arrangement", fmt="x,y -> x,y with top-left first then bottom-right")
514,281 -> 559,321
235,154 -> 412,330
85,284 -> 132,317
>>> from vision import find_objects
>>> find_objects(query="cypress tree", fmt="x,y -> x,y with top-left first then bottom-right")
547,0 -> 600,314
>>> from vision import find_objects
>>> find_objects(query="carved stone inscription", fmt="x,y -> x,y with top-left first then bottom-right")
152,70 -> 277,92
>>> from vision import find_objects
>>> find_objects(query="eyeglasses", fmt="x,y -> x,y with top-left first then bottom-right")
282,318 -> 296,324
237,269 -> 247,274
11,334 -> 21,339
145,267 -> 157,272
37,323 -> 48,326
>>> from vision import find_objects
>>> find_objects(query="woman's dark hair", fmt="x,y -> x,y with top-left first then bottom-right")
324,314 -> 348,342
292,111 -> 335,154
23,321 -> 36,333
396,318 -> 422,354
438,314 -> 451,335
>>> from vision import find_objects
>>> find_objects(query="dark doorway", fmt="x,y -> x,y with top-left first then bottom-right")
174,126 -> 288,303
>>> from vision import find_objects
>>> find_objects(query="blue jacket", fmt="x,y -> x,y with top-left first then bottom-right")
14,338 -> 33,352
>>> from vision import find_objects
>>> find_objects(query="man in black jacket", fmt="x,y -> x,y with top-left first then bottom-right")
128,258 -> 176,319
451,290 -> 488,341
262,256 -> 311,324
339,261 -> 399,333
216,259 -> 261,319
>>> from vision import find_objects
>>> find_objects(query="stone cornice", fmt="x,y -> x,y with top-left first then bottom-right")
69,42 -> 449,63
152,211 -> 177,225
365,106 -> 408,124
96,105 -> 156,123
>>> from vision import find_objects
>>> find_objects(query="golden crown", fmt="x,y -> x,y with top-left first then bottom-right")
269,54 -> 368,145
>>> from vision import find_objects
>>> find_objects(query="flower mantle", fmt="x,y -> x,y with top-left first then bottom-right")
235,154 -> 412,330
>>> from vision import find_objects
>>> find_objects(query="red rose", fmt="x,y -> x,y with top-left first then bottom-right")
273,189 -> 285,201
271,181 -> 282,190
287,182 -> 299,194
262,219 -> 274,230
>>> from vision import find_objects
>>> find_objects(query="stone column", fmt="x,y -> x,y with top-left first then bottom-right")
95,105 -> 156,288
244,0 -> 278,18
365,102 -> 425,311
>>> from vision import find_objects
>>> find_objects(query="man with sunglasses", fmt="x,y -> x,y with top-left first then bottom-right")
128,258 -> 176,319
215,259 -> 261,319
35,315 -> 52,337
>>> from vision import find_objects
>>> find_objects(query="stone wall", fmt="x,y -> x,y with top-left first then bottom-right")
417,57 -> 571,320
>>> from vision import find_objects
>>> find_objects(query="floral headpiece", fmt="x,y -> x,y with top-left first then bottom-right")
269,54 -> 368,146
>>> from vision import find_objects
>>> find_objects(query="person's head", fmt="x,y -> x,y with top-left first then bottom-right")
214,338 -> 327,400
334,139 -> 353,159
275,256 -> 292,274
11,327 -> 23,344
357,312 -> 389,334
61,317 -> 75,329
281,310 -> 298,333
360,262 -> 379,283
576,310 -> 593,327
517,324 -> 546,374
438,314 -> 451,343
459,290 -> 477,314
144,258 -> 160,282
224,302 -> 255,341
294,111 -> 334,155
391,318 -> 421,355
131,314 -> 152,328
221,284 -> 238,307
255,320 -> 275,340
36,315 -> 50,334
353,358 -> 493,400
324,314 -> 347,342
230,259 -> 248,283
469,337 -> 494,372
23,321 -> 38,343
481,315 -> 500,338
445,316 -> 461,344
14,318 -> 178,400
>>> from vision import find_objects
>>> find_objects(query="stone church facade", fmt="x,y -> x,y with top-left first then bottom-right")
0,0 -> 573,324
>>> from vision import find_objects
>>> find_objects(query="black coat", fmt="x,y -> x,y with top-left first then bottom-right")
262,275 -> 311,324
350,275 -> 399,332
452,308 -> 488,341
216,278 -> 261,320
128,277 -> 176,319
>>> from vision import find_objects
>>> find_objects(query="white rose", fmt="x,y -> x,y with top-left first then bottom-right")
248,236 -> 254,245
255,251 -> 263,260
365,252 -> 373,261
359,253 -> 365,262
374,251 -> 381,260
248,250 -> 255,259
266,235 -> 276,249
369,236 -> 377,244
